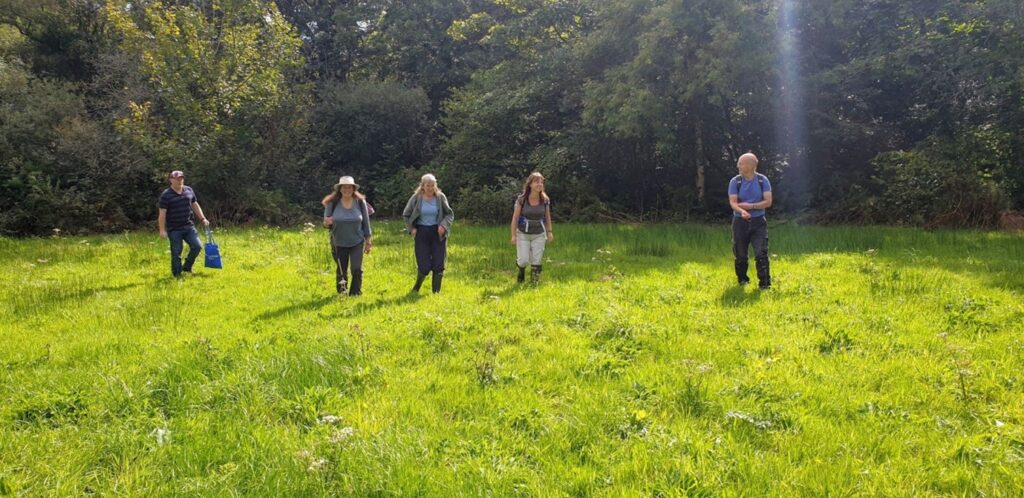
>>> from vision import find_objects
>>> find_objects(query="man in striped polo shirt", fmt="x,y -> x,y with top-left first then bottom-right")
158,170 -> 210,278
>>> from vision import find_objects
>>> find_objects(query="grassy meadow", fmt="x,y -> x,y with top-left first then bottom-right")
1,222 -> 1023,496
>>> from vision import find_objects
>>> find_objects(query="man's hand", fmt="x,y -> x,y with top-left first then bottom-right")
738,202 -> 754,210
160,230 -> 168,239
546,232 -> 554,242
202,218 -> 210,227
741,210 -> 752,220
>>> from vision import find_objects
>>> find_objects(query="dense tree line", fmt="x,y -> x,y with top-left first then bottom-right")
1,0 -> 1021,234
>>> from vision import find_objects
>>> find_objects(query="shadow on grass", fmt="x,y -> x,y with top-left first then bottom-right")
345,292 -> 424,316
719,285 -> 762,307
7,282 -> 145,318
477,281 -> 531,301
255,295 -> 337,321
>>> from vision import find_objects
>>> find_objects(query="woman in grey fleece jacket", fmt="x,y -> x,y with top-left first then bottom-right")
402,173 -> 454,293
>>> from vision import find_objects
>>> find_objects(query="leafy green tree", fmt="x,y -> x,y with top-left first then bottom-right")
107,0 -> 307,221
307,80 -> 432,215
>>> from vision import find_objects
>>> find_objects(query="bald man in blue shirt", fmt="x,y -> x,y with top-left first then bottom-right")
728,153 -> 773,289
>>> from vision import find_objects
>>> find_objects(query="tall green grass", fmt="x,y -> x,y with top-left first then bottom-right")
1,223 -> 1022,496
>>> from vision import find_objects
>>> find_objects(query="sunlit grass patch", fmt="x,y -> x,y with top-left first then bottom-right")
0,223 -> 1022,495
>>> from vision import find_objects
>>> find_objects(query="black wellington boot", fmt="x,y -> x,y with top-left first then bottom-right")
734,259 -> 750,286
431,272 -> 444,293
349,269 -> 363,296
517,266 -> 526,283
531,265 -> 542,285
412,273 -> 427,293
755,257 -> 771,289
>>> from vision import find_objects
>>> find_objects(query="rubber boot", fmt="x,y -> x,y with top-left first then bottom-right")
412,273 -> 427,293
531,265 -> 542,285
337,273 -> 348,294
755,257 -> 771,289
517,266 -> 526,283
734,259 -> 750,286
349,269 -> 362,296
431,272 -> 443,293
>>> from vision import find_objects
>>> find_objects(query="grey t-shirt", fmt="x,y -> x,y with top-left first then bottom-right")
324,198 -> 371,247
517,195 -> 548,234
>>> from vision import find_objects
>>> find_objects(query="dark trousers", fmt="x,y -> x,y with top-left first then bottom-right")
731,216 -> 770,287
414,224 -> 447,276
169,227 -> 201,277
332,242 -> 365,295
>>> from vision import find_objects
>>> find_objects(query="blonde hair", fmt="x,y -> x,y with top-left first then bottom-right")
414,173 -> 442,195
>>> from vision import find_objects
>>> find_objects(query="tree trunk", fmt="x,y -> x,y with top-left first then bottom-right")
695,122 -> 706,204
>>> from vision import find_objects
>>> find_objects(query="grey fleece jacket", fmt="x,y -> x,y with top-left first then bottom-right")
402,192 -> 454,238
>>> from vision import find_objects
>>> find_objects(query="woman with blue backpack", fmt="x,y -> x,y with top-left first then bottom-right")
510,172 -> 554,285
322,176 -> 372,296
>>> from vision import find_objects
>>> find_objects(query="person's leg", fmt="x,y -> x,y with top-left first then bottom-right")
182,227 -> 202,272
348,242 -> 364,296
168,229 -> 185,277
732,218 -> 751,285
431,229 -> 447,293
412,227 -> 430,292
516,232 -> 530,282
332,245 -> 349,293
530,233 -> 546,284
752,217 -> 771,289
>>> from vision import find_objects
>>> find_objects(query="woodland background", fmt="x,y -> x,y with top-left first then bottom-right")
2,0 -> 1022,234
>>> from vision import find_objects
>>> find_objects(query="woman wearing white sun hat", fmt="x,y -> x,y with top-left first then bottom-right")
322,176 -> 372,296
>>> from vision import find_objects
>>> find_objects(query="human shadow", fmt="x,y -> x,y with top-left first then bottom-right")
719,285 -> 763,307
477,281 -> 531,301
344,292 -> 424,317
9,282 -> 145,317
254,295 -> 336,321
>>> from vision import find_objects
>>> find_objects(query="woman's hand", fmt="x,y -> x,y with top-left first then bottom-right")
438,225 -> 447,237
411,228 -> 417,237
510,234 -> 517,245
546,232 -> 554,242
323,216 -> 333,227
364,240 -> 372,254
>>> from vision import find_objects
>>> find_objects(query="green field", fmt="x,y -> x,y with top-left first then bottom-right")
1,223 -> 1023,496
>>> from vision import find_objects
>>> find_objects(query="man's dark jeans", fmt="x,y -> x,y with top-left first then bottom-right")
169,227 -> 201,277
731,216 -> 770,287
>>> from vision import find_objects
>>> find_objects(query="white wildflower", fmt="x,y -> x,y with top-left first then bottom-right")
151,427 -> 171,446
329,427 -> 356,444
307,458 -> 327,472
317,414 -> 342,425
